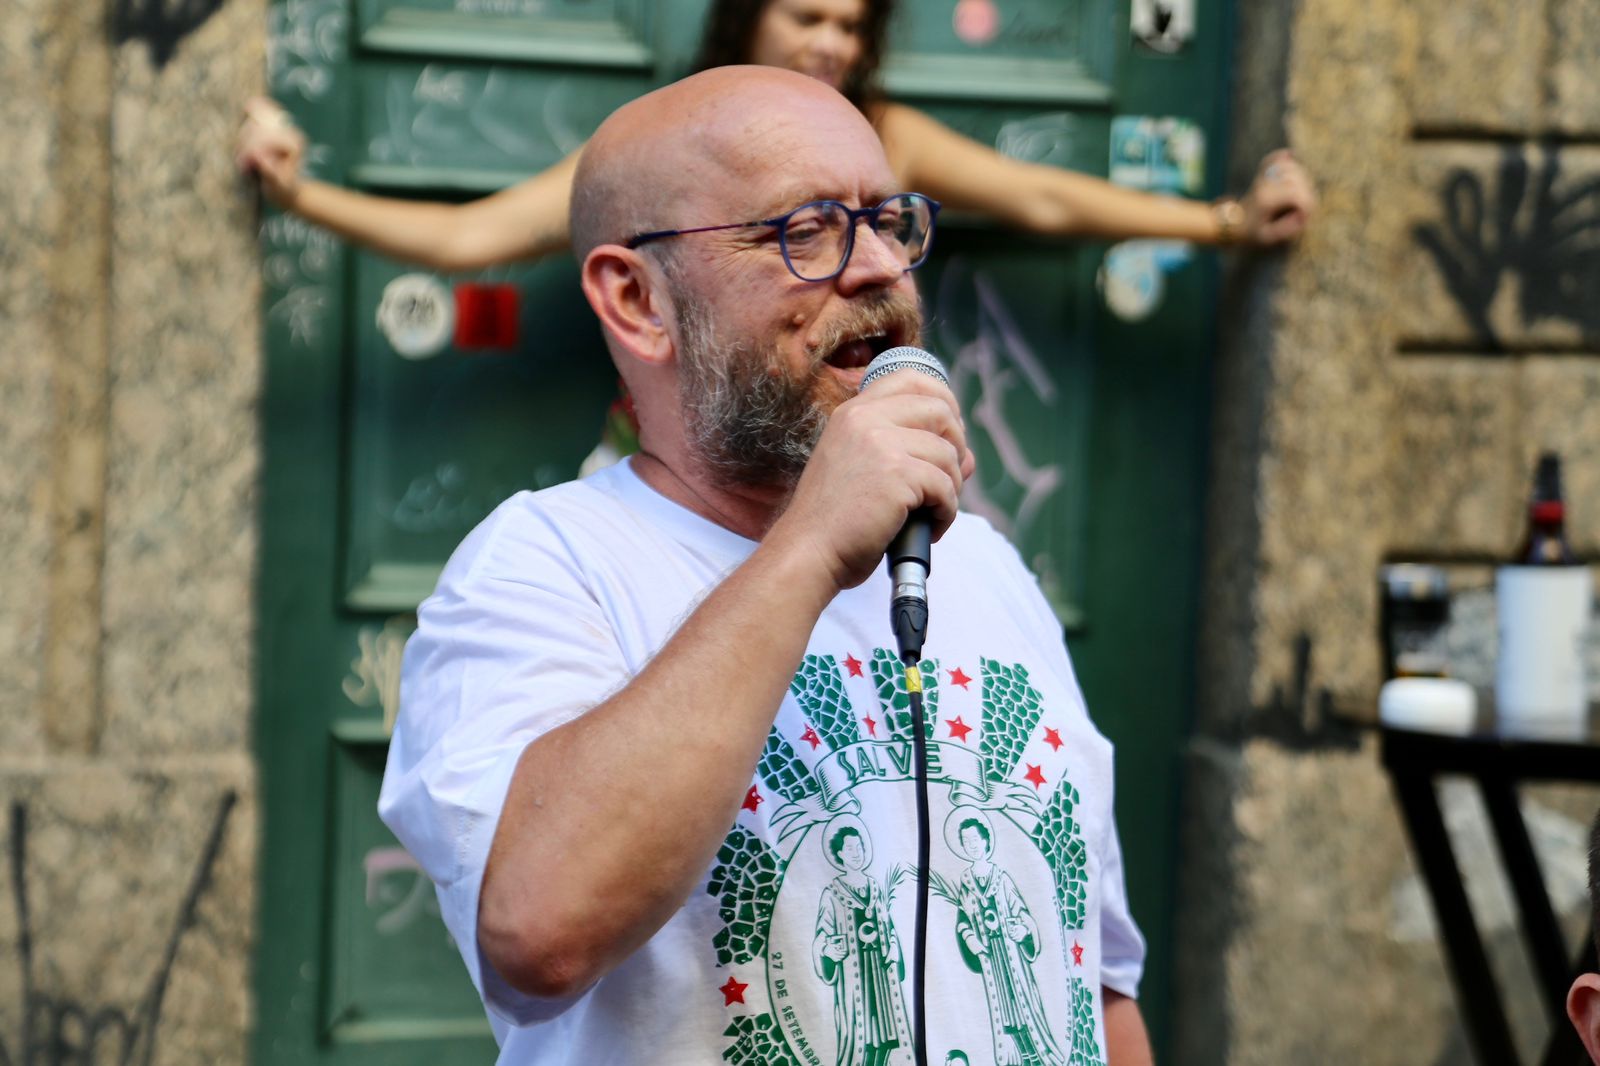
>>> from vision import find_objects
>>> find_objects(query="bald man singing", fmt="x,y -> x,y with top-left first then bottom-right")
380,67 -> 1152,1065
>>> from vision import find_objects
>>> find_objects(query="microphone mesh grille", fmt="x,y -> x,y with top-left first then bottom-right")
858,346 -> 949,392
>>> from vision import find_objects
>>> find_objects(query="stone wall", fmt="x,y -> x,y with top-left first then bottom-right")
0,0 -> 265,1060
1177,1 -> 1600,1063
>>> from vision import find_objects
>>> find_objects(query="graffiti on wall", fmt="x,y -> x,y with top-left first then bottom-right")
267,0 -> 346,101
370,66 -> 549,167
343,616 -> 414,734
0,793 -> 236,1065
1414,145 -> 1600,349
110,0 -> 227,68
362,847 -> 441,936
263,213 -> 337,348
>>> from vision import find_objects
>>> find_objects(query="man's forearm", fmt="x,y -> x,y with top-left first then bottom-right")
1105,988 -> 1155,1066
478,531 -> 839,999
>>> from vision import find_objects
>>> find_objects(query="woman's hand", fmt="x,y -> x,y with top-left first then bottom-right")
235,96 -> 307,209
1240,149 -> 1317,247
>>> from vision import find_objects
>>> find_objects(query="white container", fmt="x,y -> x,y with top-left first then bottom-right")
1380,678 -> 1477,734
1494,565 -> 1592,732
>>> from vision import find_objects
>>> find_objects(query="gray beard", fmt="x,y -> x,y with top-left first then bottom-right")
674,300 -> 828,490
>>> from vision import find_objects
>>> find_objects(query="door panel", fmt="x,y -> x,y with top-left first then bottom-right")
324,723 -> 492,1043
343,253 -> 614,611
258,2 -> 1230,1060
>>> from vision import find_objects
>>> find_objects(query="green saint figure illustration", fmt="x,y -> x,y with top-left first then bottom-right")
812,816 -> 915,1066
948,809 -> 1065,1066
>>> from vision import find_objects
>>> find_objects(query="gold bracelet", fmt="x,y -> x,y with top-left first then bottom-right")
1212,198 -> 1246,246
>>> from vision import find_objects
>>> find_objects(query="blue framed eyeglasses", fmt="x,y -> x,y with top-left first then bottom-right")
625,193 -> 941,282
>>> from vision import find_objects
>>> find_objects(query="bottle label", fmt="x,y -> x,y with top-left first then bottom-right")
1495,566 -> 1592,725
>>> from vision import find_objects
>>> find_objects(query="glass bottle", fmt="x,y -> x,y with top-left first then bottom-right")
1495,452 -> 1591,733
1514,453 -> 1576,564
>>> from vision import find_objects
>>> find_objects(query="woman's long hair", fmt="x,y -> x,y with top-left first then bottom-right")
692,0 -> 895,112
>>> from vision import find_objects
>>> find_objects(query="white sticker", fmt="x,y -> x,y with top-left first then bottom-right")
376,273 -> 454,360
1100,239 -> 1193,321
1131,0 -> 1195,55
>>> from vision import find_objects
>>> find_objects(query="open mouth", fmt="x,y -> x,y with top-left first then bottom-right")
822,332 -> 897,372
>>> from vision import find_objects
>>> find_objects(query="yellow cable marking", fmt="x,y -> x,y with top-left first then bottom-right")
904,664 -> 923,694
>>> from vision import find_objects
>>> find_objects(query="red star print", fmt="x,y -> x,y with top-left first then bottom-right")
946,716 -> 973,743
741,786 -> 763,813
862,715 -> 878,737
719,975 -> 748,1005
1043,727 -> 1064,752
948,666 -> 972,689
800,725 -> 821,750
1071,940 -> 1084,966
1024,763 -> 1047,790
844,654 -> 864,677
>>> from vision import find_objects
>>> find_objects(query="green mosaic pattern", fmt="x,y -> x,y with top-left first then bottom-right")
789,653 -> 856,751
1069,976 -> 1106,1066
757,729 -> 822,803
1031,779 -> 1089,931
868,648 -> 940,742
721,1013 -> 802,1066
979,658 -> 1047,783
706,829 -> 781,965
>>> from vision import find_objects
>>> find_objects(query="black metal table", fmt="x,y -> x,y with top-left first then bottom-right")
1381,705 -> 1599,1066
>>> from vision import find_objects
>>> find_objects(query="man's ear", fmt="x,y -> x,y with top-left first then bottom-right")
1569,973 -> 1600,1064
579,245 -> 674,367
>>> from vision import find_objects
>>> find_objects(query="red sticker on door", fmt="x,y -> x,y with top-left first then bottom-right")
453,283 -> 520,351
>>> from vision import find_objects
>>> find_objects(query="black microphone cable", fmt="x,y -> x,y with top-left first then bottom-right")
859,346 -> 946,1066
891,520 -> 932,1066
901,652 -> 931,1066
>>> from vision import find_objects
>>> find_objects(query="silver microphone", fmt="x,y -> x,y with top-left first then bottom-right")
858,346 -> 950,662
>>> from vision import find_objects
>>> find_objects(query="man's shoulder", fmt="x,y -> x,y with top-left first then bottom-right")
943,510 -> 1022,564
439,464 -> 641,583
937,511 -> 1056,617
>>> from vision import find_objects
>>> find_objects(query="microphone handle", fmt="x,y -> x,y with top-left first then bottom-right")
888,508 -> 932,572
888,508 -> 933,662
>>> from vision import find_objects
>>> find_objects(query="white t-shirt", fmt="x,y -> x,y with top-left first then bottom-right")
379,457 -> 1145,1066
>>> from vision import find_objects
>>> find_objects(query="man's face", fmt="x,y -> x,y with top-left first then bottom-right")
838,832 -> 867,870
664,102 -> 922,489
672,272 -> 919,488
960,825 -> 986,860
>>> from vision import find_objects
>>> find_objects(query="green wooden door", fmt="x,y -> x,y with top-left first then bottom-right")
255,1 -> 1229,1061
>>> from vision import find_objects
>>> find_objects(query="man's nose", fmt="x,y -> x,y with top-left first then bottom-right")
835,221 -> 906,294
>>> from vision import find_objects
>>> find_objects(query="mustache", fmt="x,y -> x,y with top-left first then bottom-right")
803,290 -> 923,367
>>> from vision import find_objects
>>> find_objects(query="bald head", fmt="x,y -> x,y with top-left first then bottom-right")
569,66 -> 884,261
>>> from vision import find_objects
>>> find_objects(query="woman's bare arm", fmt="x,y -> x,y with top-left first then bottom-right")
875,101 -> 1314,248
236,96 -> 579,271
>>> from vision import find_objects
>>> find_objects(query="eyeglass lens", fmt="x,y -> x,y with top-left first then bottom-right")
781,195 -> 934,281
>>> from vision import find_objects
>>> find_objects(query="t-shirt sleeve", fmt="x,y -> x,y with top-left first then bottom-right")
1097,823 -> 1147,998
377,500 -> 630,1027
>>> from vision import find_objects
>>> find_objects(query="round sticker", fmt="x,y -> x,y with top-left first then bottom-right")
953,0 -> 1000,45
1099,242 -> 1164,322
1131,0 -> 1195,55
376,273 -> 454,360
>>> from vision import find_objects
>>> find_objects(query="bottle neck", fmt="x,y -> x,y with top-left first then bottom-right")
1531,500 -> 1565,525
1519,499 -> 1575,564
